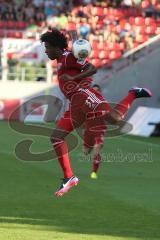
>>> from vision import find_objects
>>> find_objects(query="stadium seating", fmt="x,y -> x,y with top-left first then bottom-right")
66,3 -> 159,67
0,0 -> 160,69
15,21 -> 27,30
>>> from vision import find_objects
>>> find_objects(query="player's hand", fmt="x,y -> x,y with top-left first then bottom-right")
60,74 -> 74,81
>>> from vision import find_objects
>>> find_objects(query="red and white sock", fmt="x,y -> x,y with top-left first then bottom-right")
92,153 -> 101,173
53,140 -> 73,179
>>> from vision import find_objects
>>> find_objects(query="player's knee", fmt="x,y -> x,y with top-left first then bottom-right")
50,131 -> 63,145
93,144 -> 102,155
50,127 -> 69,145
83,146 -> 92,155
110,110 -> 123,124
50,135 -> 64,147
112,116 -> 122,124
50,134 -> 57,144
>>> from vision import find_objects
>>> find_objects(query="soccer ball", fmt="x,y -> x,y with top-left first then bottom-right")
72,39 -> 92,59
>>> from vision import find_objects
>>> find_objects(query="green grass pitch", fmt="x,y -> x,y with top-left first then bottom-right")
0,120 -> 160,240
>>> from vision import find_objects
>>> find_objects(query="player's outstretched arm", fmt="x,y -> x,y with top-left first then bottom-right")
60,63 -> 97,81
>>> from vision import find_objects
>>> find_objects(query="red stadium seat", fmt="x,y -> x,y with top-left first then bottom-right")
129,17 -> 135,25
0,22 -> 3,29
6,31 -> 15,38
135,8 -> 142,17
119,19 -> 126,27
97,41 -> 107,50
108,7 -> 114,15
99,51 -> 109,59
113,9 -> 123,19
123,8 -> 135,17
133,42 -> 139,48
90,58 -> 101,67
155,27 -> 160,34
0,21 -> 7,29
135,17 -> 145,26
152,0 -> 158,6
136,26 -> 146,34
109,51 -> 122,60
103,8 -> 108,15
90,50 -> 99,59
156,18 -> 160,27
91,40 -> 99,50
15,31 -> 23,38
7,53 -> 13,59
145,17 -> 155,26
108,15 -> 116,21
97,19 -> 104,29
107,25 -> 116,32
67,21 -> 76,31
145,25 -> 156,35
6,21 -> 15,29
92,7 -> 103,16
108,42 -> 121,51
136,35 -> 149,44
0,30 -> 5,38
141,0 -> 150,9
119,42 -> 125,51
15,21 -> 26,29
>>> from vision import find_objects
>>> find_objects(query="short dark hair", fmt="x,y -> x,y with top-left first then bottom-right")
40,28 -> 68,50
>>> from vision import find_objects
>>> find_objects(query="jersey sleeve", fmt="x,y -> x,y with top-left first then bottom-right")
65,52 -> 88,70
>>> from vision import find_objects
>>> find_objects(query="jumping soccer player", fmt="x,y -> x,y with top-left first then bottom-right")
83,84 -> 105,179
40,28 -> 152,197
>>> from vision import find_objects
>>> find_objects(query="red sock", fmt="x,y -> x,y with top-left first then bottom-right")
53,141 -> 73,178
92,153 -> 101,173
114,92 -> 136,118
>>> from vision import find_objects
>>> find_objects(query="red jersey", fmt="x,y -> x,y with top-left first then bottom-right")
57,50 -> 92,100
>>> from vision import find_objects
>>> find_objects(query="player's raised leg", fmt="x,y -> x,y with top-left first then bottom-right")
114,87 -> 152,119
104,87 -> 152,124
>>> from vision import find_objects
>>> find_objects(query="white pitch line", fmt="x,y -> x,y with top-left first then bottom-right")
120,137 -> 160,148
0,150 -> 13,155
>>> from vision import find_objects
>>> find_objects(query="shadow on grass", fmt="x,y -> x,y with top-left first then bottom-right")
0,183 -> 160,239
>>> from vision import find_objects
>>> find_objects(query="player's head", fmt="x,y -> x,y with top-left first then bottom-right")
92,84 -> 101,92
40,28 -> 68,60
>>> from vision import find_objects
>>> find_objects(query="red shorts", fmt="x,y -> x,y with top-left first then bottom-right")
83,129 -> 105,148
57,88 -> 110,134
83,115 -> 106,148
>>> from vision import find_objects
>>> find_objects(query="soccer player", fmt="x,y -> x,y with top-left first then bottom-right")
83,84 -> 105,179
40,28 -> 152,197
